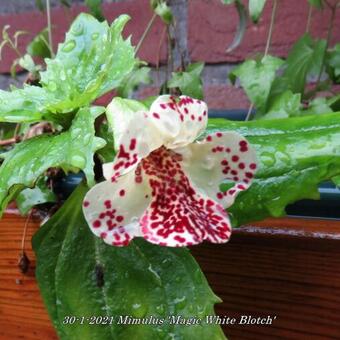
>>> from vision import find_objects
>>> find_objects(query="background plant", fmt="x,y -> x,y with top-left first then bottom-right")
0,1 -> 339,339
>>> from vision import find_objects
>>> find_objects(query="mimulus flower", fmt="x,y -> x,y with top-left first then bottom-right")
83,95 -> 257,247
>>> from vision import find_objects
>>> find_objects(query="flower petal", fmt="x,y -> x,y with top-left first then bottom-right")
150,95 -> 208,149
176,131 -> 257,208
103,95 -> 208,182
140,147 -> 232,247
102,108 -> 164,182
83,169 -> 151,246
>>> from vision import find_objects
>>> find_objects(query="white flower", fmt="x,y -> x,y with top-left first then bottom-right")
83,95 -> 257,247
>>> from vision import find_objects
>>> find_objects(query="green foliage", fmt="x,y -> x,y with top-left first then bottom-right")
207,113 -> 340,226
304,97 -> 333,115
0,85 -> 51,123
16,177 -> 56,215
27,28 -> 51,59
308,0 -> 323,8
40,13 -> 136,113
232,34 -> 329,119
151,0 -> 173,25
0,14 -> 136,123
117,66 -> 152,98
270,34 -> 326,99
327,43 -> 340,83
0,107 -> 105,217
32,183 -> 226,340
262,91 -> 301,119
248,0 -> 267,23
85,0 -> 104,21
230,55 -> 284,115
96,124 -> 115,163
168,62 -> 205,100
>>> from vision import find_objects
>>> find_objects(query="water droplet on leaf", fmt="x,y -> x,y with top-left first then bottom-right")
91,32 -> 99,40
71,153 -> 86,169
62,40 -> 76,52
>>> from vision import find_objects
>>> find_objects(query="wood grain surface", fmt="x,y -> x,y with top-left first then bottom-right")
0,211 -> 339,340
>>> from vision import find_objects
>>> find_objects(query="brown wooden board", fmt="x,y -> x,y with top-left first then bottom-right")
0,212 -> 339,339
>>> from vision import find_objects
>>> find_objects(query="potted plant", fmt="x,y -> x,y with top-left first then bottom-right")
0,0 -> 339,339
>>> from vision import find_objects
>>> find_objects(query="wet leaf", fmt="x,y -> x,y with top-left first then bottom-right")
32,183 -> 226,340
207,113 -> 340,225
0,107 -> 106,216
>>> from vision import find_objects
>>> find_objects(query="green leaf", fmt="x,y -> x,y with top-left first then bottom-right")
96,123 -> 115,163
249,0 -> 267,23
207,113 -> 340,226
35,0 -> 44,11
32,183 -> 226,340
270,34 -> 326,99
261,90 -> 301,119
168,62 -> 205,100
0,14 -> 137,123
117,66 -> 152,98
151,0 -> 173,25
0,85 -> 52,123
230,55 -> 284,115
16,177 -> 56,215
85,0 -> 104,21
40,13 -> 137,113
27,28 -> 51,59
0,107 -> 106,216
308,0 -> 323,8
327,43 -> 340,83
225,0 -> 247,52
303,97 -> 333,115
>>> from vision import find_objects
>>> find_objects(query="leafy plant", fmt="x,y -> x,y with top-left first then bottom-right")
0,1 -> 339,339
168,62 -> 204,100
33,183 -> 226,340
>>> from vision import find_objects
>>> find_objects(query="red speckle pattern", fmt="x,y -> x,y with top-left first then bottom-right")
140,147 -> 231,246
83,96 -> 257,248
150,95 -> 208,148
179,131 -> 257,209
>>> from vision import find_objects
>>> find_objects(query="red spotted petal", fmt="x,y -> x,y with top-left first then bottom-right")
177,131 -> 257,208
140,147 -> 232,247
150,95 -> 208,149
83,169 -> 151,246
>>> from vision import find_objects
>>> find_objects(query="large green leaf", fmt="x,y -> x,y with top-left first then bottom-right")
0,14 -> 136,123
207,113 -> 340,225
40,13 -> 136,113
0,107 -> 105,216
168,62 -> 205,100
32,183 -> 226,340
262,90 -> 301,119
230,55 -> 284,115
16,177 -> 56,215
269,34 -> 326,100
249,0 -> 267,23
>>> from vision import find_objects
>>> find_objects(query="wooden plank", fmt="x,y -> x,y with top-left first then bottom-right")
0,212 -> 339,339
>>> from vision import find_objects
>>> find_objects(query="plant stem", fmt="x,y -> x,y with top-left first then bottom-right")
46,0 -> 55,58
306,5 -> 313,33
315,3 -> 337,90
264,0 -> 278,57
0,137 -> 18,146
135,13 -> 157,54
245,0 -> 278,121
21,210 -> 32,253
